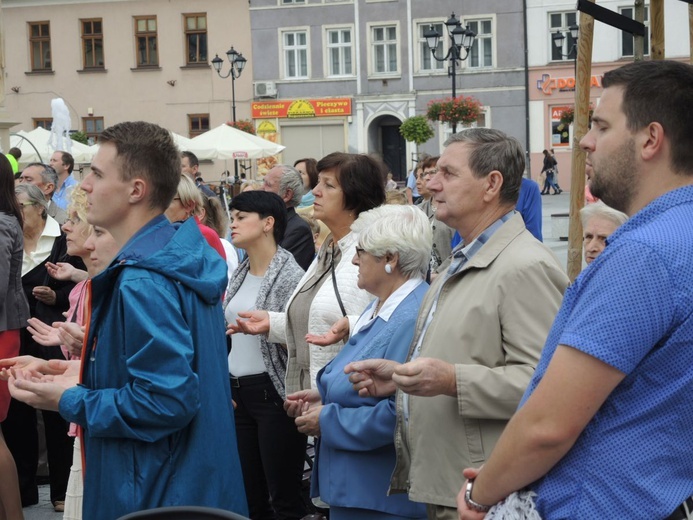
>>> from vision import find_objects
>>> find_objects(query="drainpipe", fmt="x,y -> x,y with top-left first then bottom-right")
523,0 -> 532,177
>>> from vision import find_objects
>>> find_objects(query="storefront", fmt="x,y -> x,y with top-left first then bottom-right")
251,98 -> 352,175
529,63 -> 614,188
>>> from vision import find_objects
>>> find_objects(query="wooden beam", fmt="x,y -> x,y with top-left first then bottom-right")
690,4 -> 693,64
651,0 -> 665,59
567,6 -> 595,281
634,0 -> 646,61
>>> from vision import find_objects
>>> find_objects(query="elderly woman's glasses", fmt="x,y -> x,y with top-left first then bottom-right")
64,215 -> 82,226
355,247 -> 367,258
19,202 -> 37,208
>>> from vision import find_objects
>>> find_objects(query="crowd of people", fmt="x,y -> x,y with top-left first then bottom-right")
0,59 -> 691,520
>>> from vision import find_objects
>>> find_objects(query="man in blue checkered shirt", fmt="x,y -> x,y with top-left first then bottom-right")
458,60 -> 693,520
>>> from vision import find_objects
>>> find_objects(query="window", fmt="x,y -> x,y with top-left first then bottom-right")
135,16 -> 158,67
281,0 -> 305,3
326,28 -> 352,76
81,19 -> 104,69
282,30 -> 308,78
184,14 -> 207,65
620,6 -> 650,57
83,117 -> 104,144
417,22 -> 445,72
29,22 -> 51,71
188,114 -> 209,138
440,109 -> 489,150
33,118 -> 53,130
371,25 -> 398,74
549,12 -> 578,61
466,19 -> 493,68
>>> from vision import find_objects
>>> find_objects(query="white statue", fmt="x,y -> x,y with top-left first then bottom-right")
49,98 -> 72,153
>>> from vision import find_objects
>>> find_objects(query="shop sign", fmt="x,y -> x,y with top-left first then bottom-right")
537,73 -> 602,95
251,98 -> 352,119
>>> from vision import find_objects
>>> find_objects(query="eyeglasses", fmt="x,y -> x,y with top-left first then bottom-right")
355,247 -> 367,257
19,202 -> 37,208
422,169 -> 438,177
64,216 -> 82,226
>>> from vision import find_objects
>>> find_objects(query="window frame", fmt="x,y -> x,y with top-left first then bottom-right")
368,22 -> 400,77
548,11 -> 578,62
188,114 -> 210,138
183,13 -> 208,65
134,16 -> 159,68
280,27 -> 310,80
619,5 -> 650,58
439,107 -> 490,152
463,16 -> 495,69
324,25 -> 354,78
82,116 -> 105,144
33,118 -> 53,130
80,18 -> 104,70
414,19 -> 448,74
28,21 -> 51,72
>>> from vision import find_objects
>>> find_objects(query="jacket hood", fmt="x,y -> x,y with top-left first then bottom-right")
114,216 -> 227,304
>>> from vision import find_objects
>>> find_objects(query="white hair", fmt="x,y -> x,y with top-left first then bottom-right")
580,201 -> 628,229
351,205 -> 432,278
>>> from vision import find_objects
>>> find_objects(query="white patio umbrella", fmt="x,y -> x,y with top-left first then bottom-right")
11,127 -> 95,164
86,131 -> 218,162
190,124 -> 284,160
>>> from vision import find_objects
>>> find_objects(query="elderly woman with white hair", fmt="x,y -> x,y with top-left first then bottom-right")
580,201 -> 628,265
285,204 -> 430,520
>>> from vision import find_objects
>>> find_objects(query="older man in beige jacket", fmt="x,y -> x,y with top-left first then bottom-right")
346,128 -> 569,520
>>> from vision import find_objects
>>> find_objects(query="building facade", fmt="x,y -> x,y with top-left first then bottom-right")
3,0 -> 252,155
249,0 -> 527,180
527,0 -> 691,188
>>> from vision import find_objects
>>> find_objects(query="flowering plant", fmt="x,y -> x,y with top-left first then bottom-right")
426,95 -> 483,126
227,119 -> 256,135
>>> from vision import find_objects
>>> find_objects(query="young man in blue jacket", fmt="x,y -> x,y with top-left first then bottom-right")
7,121 -> 248,519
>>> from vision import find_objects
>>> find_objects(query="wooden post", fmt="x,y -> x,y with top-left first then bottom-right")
690,4 -> 693,64
566,7 -> 595,281
650,0 -> 665,59
634,0 -> 645,61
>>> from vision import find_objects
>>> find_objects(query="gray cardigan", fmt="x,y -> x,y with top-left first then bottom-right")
0,213 -> 30,331
223,246 -> 305,399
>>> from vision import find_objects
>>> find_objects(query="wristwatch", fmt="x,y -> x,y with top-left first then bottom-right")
464,479 -> 492,513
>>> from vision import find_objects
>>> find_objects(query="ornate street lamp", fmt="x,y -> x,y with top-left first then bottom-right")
211,46 -> 247,183
424,13 -> 476,134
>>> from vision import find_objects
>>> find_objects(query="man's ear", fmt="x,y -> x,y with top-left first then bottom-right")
282,188 -> 293,205
44,183 -> 55,197
484,171 -> 504,201
640,122 -> 665,162
129,178 -> 147,204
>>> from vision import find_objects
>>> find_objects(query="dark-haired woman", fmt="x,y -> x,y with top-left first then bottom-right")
224,191 -> 307,520
295,157 -> 318,209
0,154 -> 29,520
230,152 -> 387,395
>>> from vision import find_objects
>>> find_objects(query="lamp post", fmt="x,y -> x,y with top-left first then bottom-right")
552,24 -> 580,77
212,46 -> 247,184
423,13 -> 476,134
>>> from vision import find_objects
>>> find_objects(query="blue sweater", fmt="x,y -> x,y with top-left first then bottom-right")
313,282 -> 428,518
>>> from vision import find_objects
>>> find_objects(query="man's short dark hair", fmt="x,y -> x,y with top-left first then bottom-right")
230,190 -> 288,244
8,147 -> 21,160
98,122 -> 180,211
602,60 -> 693,176
316,152 -> 387,216
444,128 -> 525,205
60,151 -> 74,174
181,151 -> 200,168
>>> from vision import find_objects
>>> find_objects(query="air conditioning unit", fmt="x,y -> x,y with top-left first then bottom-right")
254,81 -> 277,98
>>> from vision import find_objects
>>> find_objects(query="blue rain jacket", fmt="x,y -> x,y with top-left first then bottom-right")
59,216 -> 247,520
